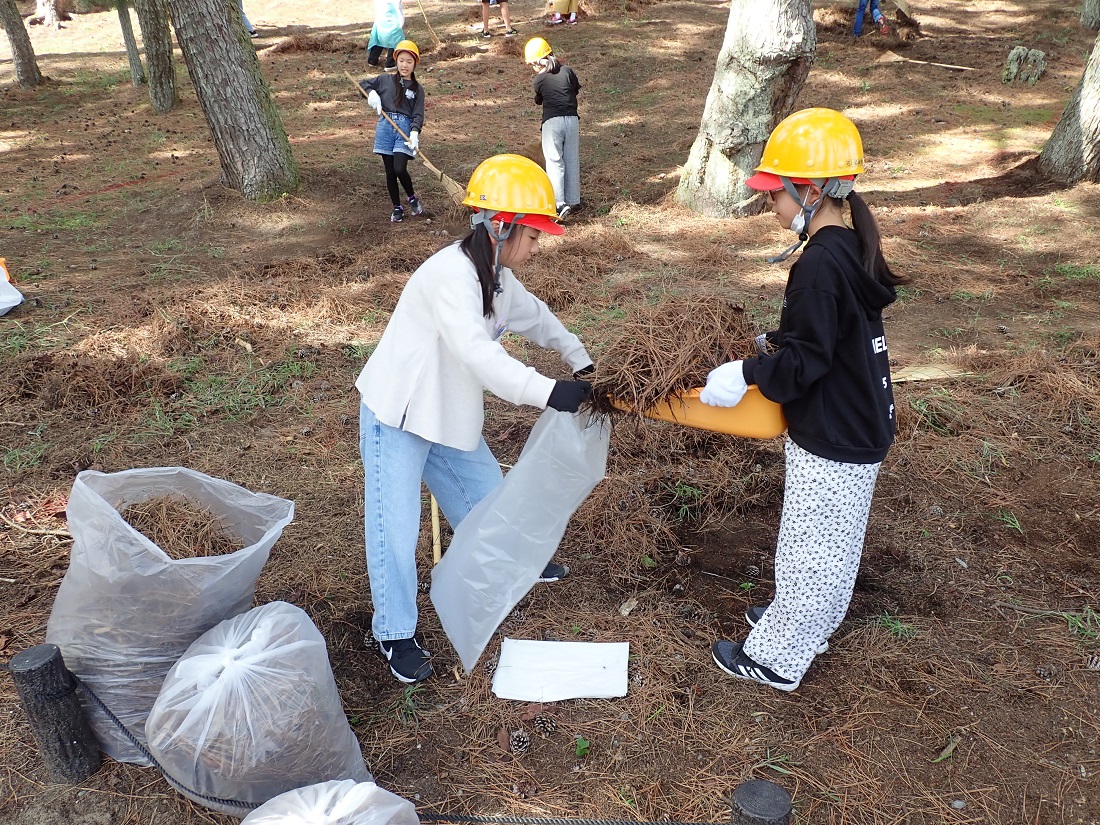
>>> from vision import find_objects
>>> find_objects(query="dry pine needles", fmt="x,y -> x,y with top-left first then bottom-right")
119,496 -> 242,560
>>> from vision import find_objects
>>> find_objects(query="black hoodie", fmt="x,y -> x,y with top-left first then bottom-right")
742,225 -> 897,464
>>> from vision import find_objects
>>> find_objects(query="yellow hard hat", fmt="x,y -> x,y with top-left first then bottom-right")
524,36 -> 553,63
746,108 -> 864,190
463,154 -> 558,218
393,39 -> 420,65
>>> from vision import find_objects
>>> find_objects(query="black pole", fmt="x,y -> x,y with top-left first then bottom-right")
731,780 -> 792,825
9,644 -> 102,783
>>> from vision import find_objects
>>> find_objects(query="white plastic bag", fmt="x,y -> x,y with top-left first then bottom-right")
431,410 -> 610,672
0,258 -> 22,316
147,602 -> 371,816
241,780 -> 419,825
45,468 -> 295,764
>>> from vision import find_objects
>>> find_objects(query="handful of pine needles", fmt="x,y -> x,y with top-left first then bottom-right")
586,295 -> 759,415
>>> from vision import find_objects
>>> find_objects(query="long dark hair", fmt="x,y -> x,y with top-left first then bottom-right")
458,225 -> 497,317
392,69 -> 419,96
844,191 -> 909,286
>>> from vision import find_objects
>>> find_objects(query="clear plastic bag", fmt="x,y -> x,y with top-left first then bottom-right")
431,410 -> 610,672
241,780 -> 419,825
45,468 -> 295,764
146,602 -> 371,816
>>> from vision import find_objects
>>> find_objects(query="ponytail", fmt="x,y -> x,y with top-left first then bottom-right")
458,226 -> 497,317
845,191 -> 909,287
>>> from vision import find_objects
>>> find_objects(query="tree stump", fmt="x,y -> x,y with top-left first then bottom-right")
1019,49 -> 1047,85
731,779 -> 792,825
9,644 -> 102,783
1002,46 -> 1028,83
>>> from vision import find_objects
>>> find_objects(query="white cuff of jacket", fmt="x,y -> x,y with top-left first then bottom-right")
699,360 -> 747,407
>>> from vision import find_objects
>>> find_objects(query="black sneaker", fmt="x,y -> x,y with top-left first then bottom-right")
711,640 -> 799,692
537,561 -> 570,583
390,205 -> 404,223
482,29 -> 492,39
504,28 -> 519,37
408,195 -> 423,216
378,637 -> 433,683
746,605 -> 829,654
556,204 -> 572,220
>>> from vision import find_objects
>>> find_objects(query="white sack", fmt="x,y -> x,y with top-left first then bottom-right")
45,467 -> 294,763
0,276 -> 22,315
431,410 -> 610,672
147,602 -> 371,816
241,780 -> 419,825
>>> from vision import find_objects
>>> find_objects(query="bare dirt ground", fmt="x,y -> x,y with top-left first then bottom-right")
2,1 -> 1099,823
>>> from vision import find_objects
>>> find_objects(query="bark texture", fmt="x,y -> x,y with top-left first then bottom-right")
0,0 -> 43,87
1083,0 -> 1099,31
164,0 -> 299,200
1037,32 -> 1100,184
677,0 -> 816,217
116,0 -> 146,86
133,0 -> 176,111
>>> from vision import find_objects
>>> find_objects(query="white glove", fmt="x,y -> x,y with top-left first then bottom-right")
367,89 -> 382,115
699,360 -> 748,407
406,130 -> 419,154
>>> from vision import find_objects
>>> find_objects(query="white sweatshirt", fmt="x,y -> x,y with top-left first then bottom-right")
356,243 -> 592,451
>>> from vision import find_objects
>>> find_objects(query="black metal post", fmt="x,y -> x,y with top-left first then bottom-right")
9,644 -> 102,783
731,779 -> 792,825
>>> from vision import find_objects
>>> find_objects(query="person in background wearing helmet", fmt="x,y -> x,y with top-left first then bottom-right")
700,109 -> 910,692
479,0 -> 518,38
359,40 -> 425,223
367,0 -> 405,71
547,0 -> 580,25
355,154 -> 595,683
526,37 -> 581,220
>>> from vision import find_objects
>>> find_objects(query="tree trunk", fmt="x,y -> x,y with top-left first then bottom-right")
116,0 -> 146,86
164,0 -> 299,200
1083,0 -> 1099,31
677,0 -> 816,217
1037,32 -> 1100,184
0,0 -> 43,87
132,0 -> 176,112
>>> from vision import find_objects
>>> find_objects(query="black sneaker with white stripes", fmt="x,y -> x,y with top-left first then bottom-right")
711,640 -> 799,692
745,605 -> 829,654
378,637 -> 433,683
536,561 -> 570,583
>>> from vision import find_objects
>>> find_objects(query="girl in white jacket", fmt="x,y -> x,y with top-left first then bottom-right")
356,154 -> 594,683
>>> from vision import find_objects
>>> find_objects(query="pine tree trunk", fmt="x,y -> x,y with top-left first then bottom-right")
1083,0 -> 1100,31
0,0 -> 43,87
1037,32 -> 1100,184
116,0 -> 146,86
133,0 -> 176,112
164,0 -> 299,200
677,0 -> 816,217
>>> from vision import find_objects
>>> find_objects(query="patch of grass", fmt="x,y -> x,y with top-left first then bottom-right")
908,389 -> 963,436
1065,608 -> 1100,642
66,68 -> 131,93
894,285 -> 922,303
872,612 -> 917,641
3,441 -> 49,474
663,480 -> 703,522
9,210 -> 103,233
182,356 -> 318,420
342,342 -> 378,361
1053,262 -> 1100,281
0,316 -> 81,356
390,683 -> 425,728
994,509 -> 1023,534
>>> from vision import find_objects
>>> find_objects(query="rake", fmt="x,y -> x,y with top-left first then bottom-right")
345,71 -> 467,205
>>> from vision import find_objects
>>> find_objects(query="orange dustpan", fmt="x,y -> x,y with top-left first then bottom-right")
611,386 -> 786,439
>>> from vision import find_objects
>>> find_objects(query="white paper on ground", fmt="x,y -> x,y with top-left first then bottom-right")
490,638 -> 629,702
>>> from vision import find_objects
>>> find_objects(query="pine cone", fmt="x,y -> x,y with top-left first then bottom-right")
509,729 -> 531,755
485,655 -> 498,676
532,715 -> 557,737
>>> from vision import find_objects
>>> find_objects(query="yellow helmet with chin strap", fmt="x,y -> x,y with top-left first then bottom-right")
748,108 -> 864,188
524,37 -> 553,64
393,39 -> 420,65
463,154 -> 560,234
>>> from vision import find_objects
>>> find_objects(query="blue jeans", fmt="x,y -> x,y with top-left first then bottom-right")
853,0 -> 882,35
360,403 -> 503,641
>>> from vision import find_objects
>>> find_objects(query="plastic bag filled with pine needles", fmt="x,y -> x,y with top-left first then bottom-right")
120,495 -> 243,559
586,294 -> 759,415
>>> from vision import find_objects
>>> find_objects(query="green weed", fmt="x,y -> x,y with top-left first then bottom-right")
183,357 -> 317,420
342,342 -> 378,361
3,442 -> 49,474
994,509 -> 1023,534
1065,608 -> 1100,642
753,748 -> 799,776
908,390 -> 963,436
390,684 -> 425,728
873,612 -> 917,640
894,286 -> 922,303
664,480 -> 703,522
0,316 -> 80,356
575,737 -> 591,758
1053,262 -> 1100,281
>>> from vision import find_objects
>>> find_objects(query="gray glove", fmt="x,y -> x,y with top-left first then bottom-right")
755,332 -> 769,354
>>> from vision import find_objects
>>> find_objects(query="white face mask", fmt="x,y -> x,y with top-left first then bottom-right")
789,211 -> 807,234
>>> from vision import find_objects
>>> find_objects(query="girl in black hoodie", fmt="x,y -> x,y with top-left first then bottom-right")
702,108 -> 910,692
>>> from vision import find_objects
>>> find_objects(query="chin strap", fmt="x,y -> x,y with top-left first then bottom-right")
765,177 -> 855,265
470,210 -> 526,294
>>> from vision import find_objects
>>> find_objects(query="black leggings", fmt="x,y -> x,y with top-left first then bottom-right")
382,153 -> 415,207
